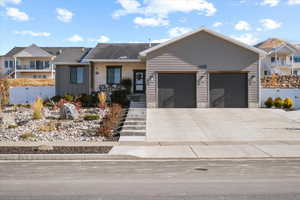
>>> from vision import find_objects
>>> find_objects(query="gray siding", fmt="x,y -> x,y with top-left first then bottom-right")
55,65 -> 91,96
146,30 -> 259,108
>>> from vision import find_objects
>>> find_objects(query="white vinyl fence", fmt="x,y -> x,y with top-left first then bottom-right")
261,88 -> 300,109
9,86 -> 55,105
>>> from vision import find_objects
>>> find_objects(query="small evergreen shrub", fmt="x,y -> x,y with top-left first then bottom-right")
51,95 -> 62,103
84,114 -> 100,121
283,98 -> 293,109
274,97 -> 283,108
121,79 -> 132,94
111,90 -> 129,107
63,94 -> 74,102
264,97 -> 274,108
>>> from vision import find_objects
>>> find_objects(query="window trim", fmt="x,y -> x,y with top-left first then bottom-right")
106,66 -> 122,85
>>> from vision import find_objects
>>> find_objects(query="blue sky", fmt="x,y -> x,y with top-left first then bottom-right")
0,0 -> 300,55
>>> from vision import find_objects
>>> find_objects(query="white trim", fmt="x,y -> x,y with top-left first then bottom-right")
83,59 -> 142,63
268,44 -> 297,55
140,27 -> 267,57
54,62 -> 90,65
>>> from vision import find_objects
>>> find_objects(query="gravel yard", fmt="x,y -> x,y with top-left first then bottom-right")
0,106 -> 108,142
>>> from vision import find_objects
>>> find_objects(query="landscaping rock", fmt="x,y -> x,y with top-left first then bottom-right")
60,104 -> 79,120
0,114 -> 17,128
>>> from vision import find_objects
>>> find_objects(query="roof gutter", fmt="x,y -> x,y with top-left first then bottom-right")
82,59 -> 142,63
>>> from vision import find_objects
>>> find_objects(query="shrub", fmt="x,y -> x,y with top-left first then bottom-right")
97,104 -> 123,138
77,93 -> 98,107
264,97 -> 274,108
32,97 -> 43,120
8,124 -> 18,129
111,90 -> 129,107
121,79 -> 132,94
274,97 -> 283,108
51,95 -> 62,103
84,114 -> 100,121
19,132 -> 36,140
63,94 -> 74,102
283,98 -> 293,109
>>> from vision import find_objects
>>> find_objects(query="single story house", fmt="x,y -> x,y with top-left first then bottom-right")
55,27 -> 266,108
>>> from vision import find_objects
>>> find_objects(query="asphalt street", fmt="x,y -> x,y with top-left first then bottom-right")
1,159 -> 300,200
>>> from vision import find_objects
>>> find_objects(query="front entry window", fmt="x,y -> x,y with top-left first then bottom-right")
107,66 -> 121,85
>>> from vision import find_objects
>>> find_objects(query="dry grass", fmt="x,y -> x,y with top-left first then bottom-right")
98,92 -> 107,108
38,122 -> 57,132
19,132 -> 36,140
32,97 -> 44,120
6,78 -> 54,87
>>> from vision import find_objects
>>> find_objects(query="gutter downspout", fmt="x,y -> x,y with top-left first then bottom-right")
259,55 -> 262,108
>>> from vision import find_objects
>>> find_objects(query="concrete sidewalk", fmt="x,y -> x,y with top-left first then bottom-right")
109,143 -> 300,159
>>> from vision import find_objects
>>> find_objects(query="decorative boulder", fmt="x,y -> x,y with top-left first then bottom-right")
60,104 -> 79,120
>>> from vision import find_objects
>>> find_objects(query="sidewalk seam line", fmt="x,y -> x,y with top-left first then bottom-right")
251,144 -> 273,158
189,146 -> 199,158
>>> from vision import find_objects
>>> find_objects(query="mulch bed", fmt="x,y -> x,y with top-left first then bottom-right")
0,146 -> 113,154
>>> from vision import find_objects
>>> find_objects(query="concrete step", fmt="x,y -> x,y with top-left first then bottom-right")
122,125 -> 146,130
120,130 -> 146,136
124,121 -> 146,126
119,136 -> 146,142
125,118 -> 146,122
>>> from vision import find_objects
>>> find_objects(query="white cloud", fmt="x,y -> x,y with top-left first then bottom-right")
113,0 -> 217,19
67,34 -> 83,42
14,30 -> 50,37
213,22 -> 223,28
152,38 -> 169,43
56,8 -> 74,23
261,0 -> 280,7
168,27 -> 192,38
5,7 -> 29,21
92,35 -> 110,43
232,33 -> 260,45
0,0 -> 21,6
288,0 -> 300,4
260,18 -> 282,30
134,17 -> 169,27
235,20 -> 251,31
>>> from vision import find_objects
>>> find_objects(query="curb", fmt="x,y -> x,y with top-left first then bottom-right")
1,154 -> 300,161
0,154 -> 138,160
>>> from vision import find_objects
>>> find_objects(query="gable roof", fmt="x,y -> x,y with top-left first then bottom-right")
256,38 -> 299,54
52,47 -> 92,63
14,44 -> 54,58
140,27 -> 266,57
84,43 -> 159,61
4,46 -> 91,63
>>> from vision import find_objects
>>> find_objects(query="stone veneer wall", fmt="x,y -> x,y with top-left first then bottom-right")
262,75 -> 300,88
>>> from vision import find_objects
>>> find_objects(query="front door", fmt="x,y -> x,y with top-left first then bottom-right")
134,70 -> 146,93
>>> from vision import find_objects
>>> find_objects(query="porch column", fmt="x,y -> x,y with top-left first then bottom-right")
51,64 -> 54,79
14,57 -> 17,79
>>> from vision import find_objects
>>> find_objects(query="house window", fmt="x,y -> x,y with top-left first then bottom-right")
36,61 -> 43,69
9,61 -> 14,68
271,57 -> 276,63
43,75 -> 47,78
4,61 -> 9,68
44,61 -> 50,68
70,67 -> 84,84
264,71 -> 269,76
293,71 -> 298,75
30,61 -> 35,69
294,56 -> 300,63
33,75 -> 37,78
107,66 -> 122,85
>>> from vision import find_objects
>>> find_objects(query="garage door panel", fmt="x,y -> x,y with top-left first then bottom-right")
158,73 -> 196,108
210,73 -> 248,108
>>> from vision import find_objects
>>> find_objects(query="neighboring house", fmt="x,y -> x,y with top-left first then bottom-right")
256,38 -> 300,76
0,44 -> 90,79
55,27 -> 266,108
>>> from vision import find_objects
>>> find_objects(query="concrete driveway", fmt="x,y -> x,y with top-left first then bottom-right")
147,109 -> 300,142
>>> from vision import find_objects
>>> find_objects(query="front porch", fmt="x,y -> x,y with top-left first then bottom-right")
93,62 -> 146,94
